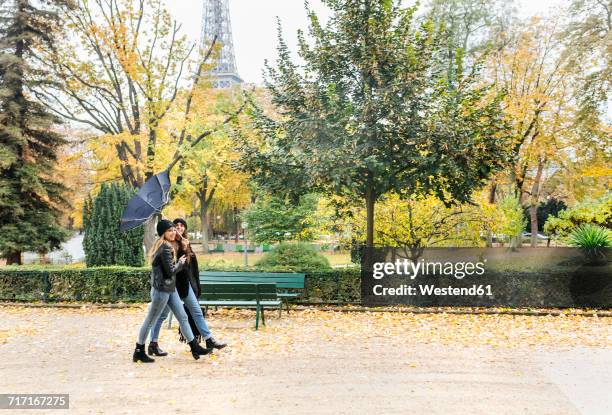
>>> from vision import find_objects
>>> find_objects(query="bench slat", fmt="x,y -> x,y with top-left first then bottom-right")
199,300 -> 281,307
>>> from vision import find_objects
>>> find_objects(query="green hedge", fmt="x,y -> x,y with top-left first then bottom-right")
0,266 -> 361,304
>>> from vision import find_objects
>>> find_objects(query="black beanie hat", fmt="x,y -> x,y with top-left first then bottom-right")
173,218 -> 188,230
156,219 -> 175,237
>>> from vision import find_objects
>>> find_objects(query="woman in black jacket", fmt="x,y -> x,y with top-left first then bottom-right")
147,218 -> 226,356
133,220 -> 211,363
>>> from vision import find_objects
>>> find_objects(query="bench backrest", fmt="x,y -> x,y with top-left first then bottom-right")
200,282 -> 278,301
199,272 -> 305,290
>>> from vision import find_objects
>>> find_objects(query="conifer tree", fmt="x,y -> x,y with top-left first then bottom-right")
0,0 -> 71,264
83,183 -> 144,267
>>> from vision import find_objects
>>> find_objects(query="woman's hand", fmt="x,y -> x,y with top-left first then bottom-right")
178,255 -> 187,265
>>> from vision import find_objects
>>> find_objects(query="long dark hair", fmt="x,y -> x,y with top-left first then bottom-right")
175,230 -> 195,263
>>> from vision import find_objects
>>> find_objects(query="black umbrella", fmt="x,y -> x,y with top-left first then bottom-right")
120,170 -> 172,232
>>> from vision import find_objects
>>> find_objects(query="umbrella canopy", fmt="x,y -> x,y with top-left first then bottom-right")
120,170 -> 171,232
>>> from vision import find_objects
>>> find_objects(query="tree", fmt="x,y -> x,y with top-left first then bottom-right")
83,183 -> 144,266
562,0 -> 611,122
490,18 -> 576,247
37,0 -> 242,252
38,0 -> 194,188
243,194 -> 323,244
0,0 -> 70,264
237,0 -> 512,253
425,0 -> 516,79
340,190 -> 524,259
169,87 -> 251,252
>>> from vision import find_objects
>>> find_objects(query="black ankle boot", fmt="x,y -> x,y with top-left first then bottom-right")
147,342 -> 168,357
205,337 -> 227,350
133,343 -> 154,363
188,339 -> 213,360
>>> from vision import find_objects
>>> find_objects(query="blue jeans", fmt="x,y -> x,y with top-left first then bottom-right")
137,287 -> 195,345
149,284 -> 212,342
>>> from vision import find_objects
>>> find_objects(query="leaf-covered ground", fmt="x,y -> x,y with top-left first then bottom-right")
0,305 -> 610,414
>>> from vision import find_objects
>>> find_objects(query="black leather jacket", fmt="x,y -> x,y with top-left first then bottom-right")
150,243 -> 185,293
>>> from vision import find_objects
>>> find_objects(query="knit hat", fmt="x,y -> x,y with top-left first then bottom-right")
173,218 -> 188,230
156,219 -> 175,237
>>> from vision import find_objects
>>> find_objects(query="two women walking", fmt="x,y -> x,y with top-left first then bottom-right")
133,219 -> 226,363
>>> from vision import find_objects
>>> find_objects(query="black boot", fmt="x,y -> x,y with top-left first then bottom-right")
147,342 -> 168,357
188,339 -> 213,360
133,343 -> 154,363
206,337 -> 227,350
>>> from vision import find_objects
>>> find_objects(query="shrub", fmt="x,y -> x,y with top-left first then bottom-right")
256,242 -> 332,272
569,224 -> 611,264
0,266 -> 150,302
544,194 -> 612,237
0,265 -> 359,304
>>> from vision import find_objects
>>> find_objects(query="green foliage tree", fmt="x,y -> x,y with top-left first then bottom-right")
0,0 -> 71,264
83,183 -> 144,267
256,242 -> 332,272
497,195 -> 526,246
544,194 -> 612,238
236,0 -> 513,251
426,0 -> 515,78
243,193 -> 323,244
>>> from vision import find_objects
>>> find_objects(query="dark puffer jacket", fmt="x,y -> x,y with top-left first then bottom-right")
150,243 -> 185,293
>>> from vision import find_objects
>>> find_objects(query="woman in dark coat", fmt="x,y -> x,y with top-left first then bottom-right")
133,220 -> 211,363
147,218 -> 226,356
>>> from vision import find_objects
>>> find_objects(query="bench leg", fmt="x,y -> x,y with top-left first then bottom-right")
261,307 -> 266,326
285,299 -> 290,314
278,305 -> 282,319
167,312 -> 173,329
255,305 -> 260,330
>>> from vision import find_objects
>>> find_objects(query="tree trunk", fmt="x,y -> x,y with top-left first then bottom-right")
365,184 -> 375,248
5,251 -> 22,265
530,159 -> 545,247
199,191 -> 210,254
234,206 -> 239,243
143,215 -> 158,254
486,182 -> 497,247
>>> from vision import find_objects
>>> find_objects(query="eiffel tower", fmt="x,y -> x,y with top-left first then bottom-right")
201,0 -> 242,88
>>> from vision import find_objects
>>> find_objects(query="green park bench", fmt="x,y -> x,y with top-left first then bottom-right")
199,282 -> 280,330
211,243 -> 225,253
168,272 -> 305,329
235,244 -> 255,253
199,271 -> 306,315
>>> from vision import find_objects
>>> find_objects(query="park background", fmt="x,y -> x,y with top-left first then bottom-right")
0,0 -> 610,307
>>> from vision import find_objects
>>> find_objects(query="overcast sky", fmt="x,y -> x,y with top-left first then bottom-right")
168,0 -> 567,85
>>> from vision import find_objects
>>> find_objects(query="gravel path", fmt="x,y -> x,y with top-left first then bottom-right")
0,305 -> 610,414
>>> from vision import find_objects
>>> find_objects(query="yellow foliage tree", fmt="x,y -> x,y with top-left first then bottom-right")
337,191 -> 523,259
490,17 -> 583,246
